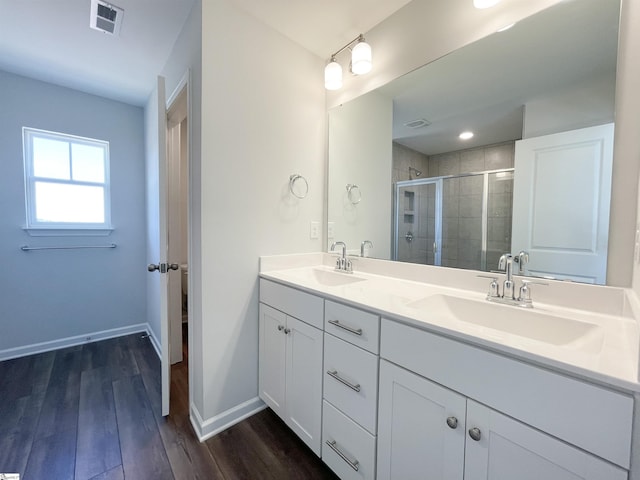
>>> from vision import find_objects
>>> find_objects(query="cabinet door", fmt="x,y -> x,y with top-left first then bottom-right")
377,360 -> 466,480
464,400 -> 627,480
286,315 -> 324,456
258,303 -> 286,417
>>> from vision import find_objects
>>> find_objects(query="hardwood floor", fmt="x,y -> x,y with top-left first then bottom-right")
0,328 -> 339,480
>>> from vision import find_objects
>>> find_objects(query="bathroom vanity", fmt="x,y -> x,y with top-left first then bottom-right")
258,253 -> 640,480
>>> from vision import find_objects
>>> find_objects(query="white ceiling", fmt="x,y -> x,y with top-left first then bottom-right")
228,0 -> 413,58
0,0 -> 412,106
0,0 -> 197,106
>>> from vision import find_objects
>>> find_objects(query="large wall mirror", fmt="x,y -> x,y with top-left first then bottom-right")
327,0 -> 619,285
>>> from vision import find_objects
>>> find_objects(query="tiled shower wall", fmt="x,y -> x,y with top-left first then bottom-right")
392,142 -> 430,183
394,141 -> 515,270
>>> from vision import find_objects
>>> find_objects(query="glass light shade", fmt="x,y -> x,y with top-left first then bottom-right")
324,60 -> 343,90
351,41 -> 372,75
473,0 -> 501,8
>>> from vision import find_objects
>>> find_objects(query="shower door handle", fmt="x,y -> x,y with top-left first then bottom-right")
433,242 -> 437,254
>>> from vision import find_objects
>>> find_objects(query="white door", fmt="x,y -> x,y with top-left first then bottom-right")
464,400 -> 626,480
146,75 -> 172,417
258,303 -> 287,417
285,315 -> 323,456
511,124 -> 614,284
377,360 -> 466,480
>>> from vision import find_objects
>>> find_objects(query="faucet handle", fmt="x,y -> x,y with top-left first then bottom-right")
345,258 -> 353,273
518,279 -> 548,302
477,275 -> 500,298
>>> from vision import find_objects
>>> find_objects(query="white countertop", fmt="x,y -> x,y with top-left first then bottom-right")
259,253 -> 640,393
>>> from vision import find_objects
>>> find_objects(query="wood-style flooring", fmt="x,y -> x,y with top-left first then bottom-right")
0,326 -> 339,480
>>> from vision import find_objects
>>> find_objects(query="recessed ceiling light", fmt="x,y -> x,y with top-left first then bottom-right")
459,131 -> 474,140
474,0 -> 501,9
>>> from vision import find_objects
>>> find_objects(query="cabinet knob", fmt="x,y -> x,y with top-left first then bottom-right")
284,328 -> 291,334
446,416 -> 458,429
277,325 -> 284,331
468,427 -> 482,441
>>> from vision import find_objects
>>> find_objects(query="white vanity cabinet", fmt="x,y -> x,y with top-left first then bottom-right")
378,319 -> 632,480
258,280 -> 324,455
377,359 -> 467,480
322,301 -> 380,480
378,360 -> 627,480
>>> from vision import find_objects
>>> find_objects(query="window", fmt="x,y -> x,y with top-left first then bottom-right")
23,127 -> 111,232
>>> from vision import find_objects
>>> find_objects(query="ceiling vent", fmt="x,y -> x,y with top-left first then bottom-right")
404,118 -> 432,129
90,0 -> 124,36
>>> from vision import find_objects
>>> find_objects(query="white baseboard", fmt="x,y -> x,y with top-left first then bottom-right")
146,327 -> 162,359
0,323 -> 151,361
190,397 -> 267,442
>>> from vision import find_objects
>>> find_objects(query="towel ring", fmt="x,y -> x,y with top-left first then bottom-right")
346,184 -> 361,204
289,174 -> 309,199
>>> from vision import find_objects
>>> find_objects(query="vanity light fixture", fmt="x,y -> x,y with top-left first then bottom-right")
473,0 -> 501,9
459,131 -> 474,140
324,34 -> 372,90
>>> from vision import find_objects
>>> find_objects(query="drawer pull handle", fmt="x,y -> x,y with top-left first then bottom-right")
327,369 -> 361,392
326,440 -> 359,471
446,416 -> 458,429
328,319 -> 363,336
468,427 -> 482,441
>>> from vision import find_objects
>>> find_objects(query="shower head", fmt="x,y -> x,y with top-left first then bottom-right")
409,167 -> 423,178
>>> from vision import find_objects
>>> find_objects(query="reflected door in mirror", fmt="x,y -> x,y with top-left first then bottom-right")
511,123 -> 614,284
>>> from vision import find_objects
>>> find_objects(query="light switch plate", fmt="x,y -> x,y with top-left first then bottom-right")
310,221 -> 320,240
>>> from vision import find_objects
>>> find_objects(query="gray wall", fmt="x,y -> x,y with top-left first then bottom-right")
0,70 -> 147,356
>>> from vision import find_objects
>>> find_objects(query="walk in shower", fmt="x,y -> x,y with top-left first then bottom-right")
394,168 -> 514,272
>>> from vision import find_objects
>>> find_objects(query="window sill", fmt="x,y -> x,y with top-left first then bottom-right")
23,226 -> 114,237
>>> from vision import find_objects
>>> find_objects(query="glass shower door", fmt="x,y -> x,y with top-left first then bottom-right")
395,181 -> 439,265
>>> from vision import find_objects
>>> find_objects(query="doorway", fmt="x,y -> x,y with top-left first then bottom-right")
166,81 -> 189,372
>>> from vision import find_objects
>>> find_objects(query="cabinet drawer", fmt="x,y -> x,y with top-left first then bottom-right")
381,319 -> 634,469
322,400 -> 376,480
325,300 -> 380,353
323,333 -> 379,434
259,279 -> 324,329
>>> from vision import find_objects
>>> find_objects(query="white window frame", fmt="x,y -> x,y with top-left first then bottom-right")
22,127 -> 113,236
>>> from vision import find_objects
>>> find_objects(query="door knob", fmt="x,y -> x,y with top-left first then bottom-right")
148,263 -> 180,273
446,416 -> 458,429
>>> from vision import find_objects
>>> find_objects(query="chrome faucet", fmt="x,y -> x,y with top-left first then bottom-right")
331,241 -> 353,273
478,253 -> 547,308
498,253 -> 516,300
360,240 -> 373,257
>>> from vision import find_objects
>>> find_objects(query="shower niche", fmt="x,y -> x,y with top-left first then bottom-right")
394,169 -> 514,272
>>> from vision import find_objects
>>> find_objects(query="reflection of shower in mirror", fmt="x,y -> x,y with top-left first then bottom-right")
409,167 -> 422,179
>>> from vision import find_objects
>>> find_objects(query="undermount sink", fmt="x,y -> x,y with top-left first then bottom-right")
286,267 -> 367,287
406,294 -> 603,348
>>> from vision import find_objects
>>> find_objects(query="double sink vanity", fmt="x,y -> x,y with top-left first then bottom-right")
258,252 -> 640,479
